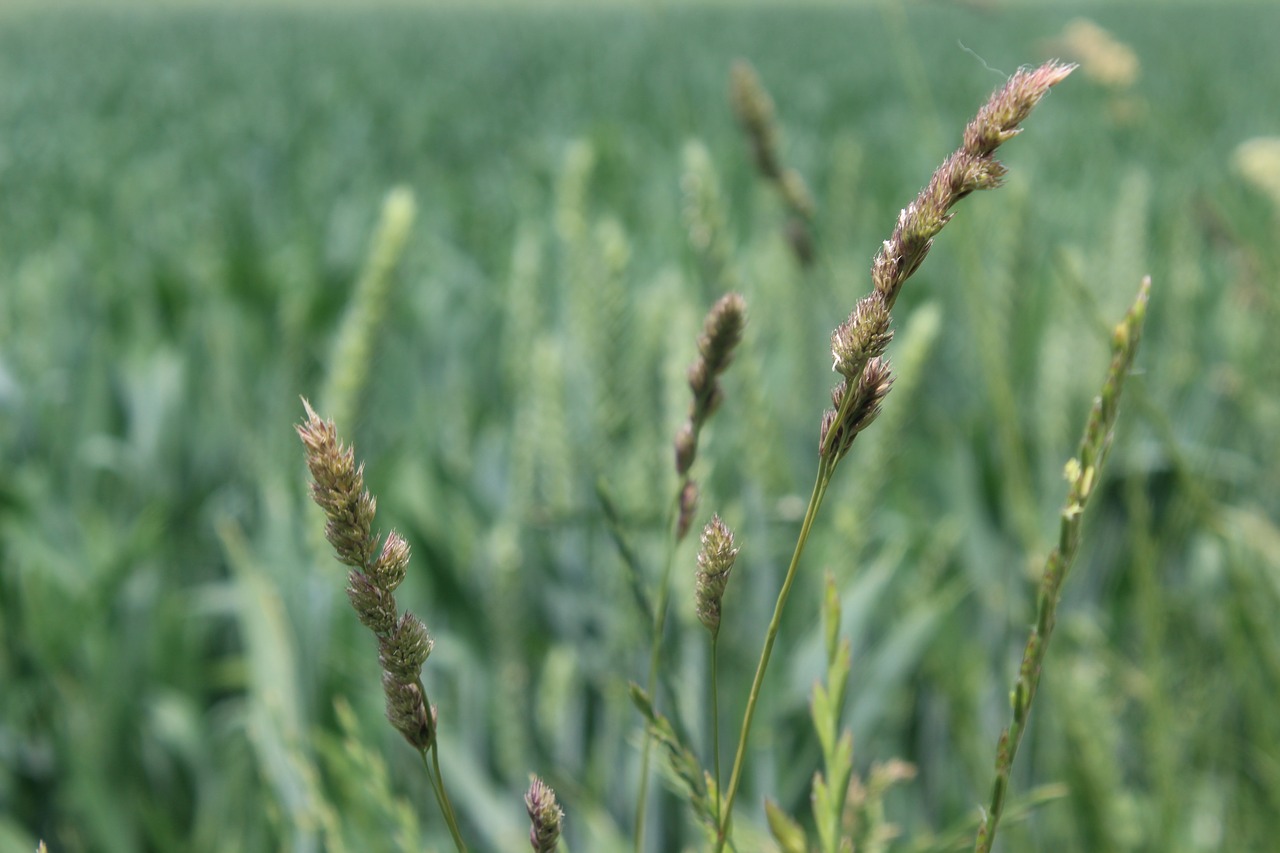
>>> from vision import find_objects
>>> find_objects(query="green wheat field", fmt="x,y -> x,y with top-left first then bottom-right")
2,2 -> 1279,851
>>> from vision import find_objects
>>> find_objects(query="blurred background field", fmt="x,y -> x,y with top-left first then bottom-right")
2,2 -> 1279,851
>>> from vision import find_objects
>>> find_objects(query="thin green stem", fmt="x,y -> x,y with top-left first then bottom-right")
711,634 -> 722,827
634,491 -> 683,853
421,745 -> 468,853
714,461 -> 834,851
634,744 -> 652,852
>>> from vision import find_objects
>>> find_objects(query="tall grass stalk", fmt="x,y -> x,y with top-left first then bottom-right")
635,293 -> 746,852
973,276 -> 1151,853
713,61 -> 1076,851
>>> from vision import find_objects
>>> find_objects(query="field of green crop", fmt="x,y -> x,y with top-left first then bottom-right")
2,3 -> 1279,852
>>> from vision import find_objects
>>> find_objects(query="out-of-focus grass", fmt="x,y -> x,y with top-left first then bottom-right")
0,4 -> 1277,852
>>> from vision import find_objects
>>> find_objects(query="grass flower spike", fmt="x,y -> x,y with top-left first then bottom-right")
715,62 -> 1075,852
870,61 -> 1075,311
673,291 -> 746,540
297,398 -> 436,749
729,60 -> 782,183
690,514 -> 741,834
695,515 -> 739,637
525,776 -> 565,853
297,398 -> 466,851
730,59 -> 817,266
823,61 -> 1075,463
676,292 -> 747,477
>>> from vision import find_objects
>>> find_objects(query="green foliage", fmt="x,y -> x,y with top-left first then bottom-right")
2,4 -> 1279,853
629,685 -> 717,837
811,575 -> 855,853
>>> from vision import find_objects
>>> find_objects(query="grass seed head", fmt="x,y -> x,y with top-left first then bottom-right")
297,398 -> 380,569
730,59 -> 781,180
696,514 -> 740,636
675,292 -> 747,477
383,675 -> 436,751
525,776 -> 565,852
